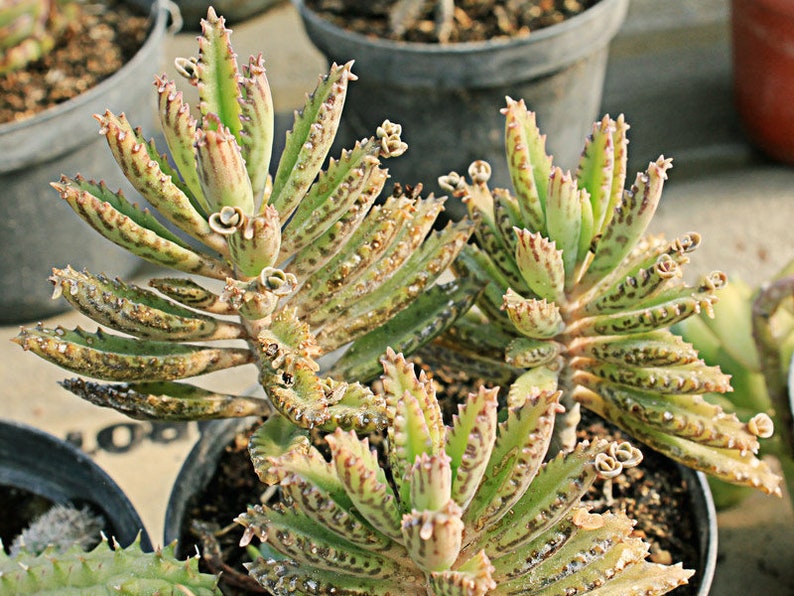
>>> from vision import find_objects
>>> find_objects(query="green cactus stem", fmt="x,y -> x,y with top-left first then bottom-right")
0,535 -> 220,594
435,99 -> 781,495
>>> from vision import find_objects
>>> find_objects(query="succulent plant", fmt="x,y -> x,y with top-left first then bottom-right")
428,98 -> 782,495
9,504 -> 104,557
0,0 -> 77,75
675,260 -> 794,507
1,535 -> 220,593
237,348 -> 693,595
13,8 -> 474,433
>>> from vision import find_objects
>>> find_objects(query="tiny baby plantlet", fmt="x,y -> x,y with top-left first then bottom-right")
236,349 -> 693,595
433,99 -> 781,495
13,8 -> 474,434
0,0 -> 77,75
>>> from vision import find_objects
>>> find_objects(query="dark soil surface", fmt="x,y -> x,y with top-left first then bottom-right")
179,412 -> 702,595
305,0 -> 598,43
0,0 -> 150,125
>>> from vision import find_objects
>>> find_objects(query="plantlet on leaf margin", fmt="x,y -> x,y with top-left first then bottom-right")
13,7 -> 475,434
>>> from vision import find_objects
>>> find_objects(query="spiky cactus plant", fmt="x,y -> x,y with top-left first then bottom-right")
675,261 -> 794,507
430,98 -> 782,495
1,535 -> 220,594
236,349 -> 693,595
13,8 -> 474,433
0,0 -> 77,75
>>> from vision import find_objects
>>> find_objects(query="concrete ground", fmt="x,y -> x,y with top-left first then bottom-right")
2,0 -> 794,593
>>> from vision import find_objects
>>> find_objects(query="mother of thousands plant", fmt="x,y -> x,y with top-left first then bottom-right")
13,8 -> 475,433
237,349 -> 693,595
429,98 -> 782,496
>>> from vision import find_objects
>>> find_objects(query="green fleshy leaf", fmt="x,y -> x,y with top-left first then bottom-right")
573,371 -> 755,450
446,386 -> 499,513
545,167 -> 582,288
50,267 -> 242,342
567,331 -> 702,367
503,97 -> 551,233
326,429 -> 403,540
13,325 -> 252,382
156,75 -> 209,213
574,380 -> 781,495
239,54 -> 275,202
314,219 -> 473,350
299,195 -> 446,329
240,502 -> 402,578
148,277 -> 235,315
474,442 -> 601,555
195,8 -> 242,137
514,229 -> 565,303
246,558 -> 413,595
503,290 -> 564,340
269,62 -> 354,220
576,115 -> 615,235
327,277 -> 481,382
430,550 -> 496,596
95,110 -> 224,251
286,167 -> 389,280
581,157 -> 673,288
59,379 -> 268,421
279,139 -> 382,258
53,179 -> 233,279
464,389 -> 561,532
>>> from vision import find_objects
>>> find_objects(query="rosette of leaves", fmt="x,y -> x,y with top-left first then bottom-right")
13,8 -> 474,434
431,98 -> 781,495
0,0 -> 77,75
675,260 -> 794,507
237,349 -> 693,595
1,535 -> 220,594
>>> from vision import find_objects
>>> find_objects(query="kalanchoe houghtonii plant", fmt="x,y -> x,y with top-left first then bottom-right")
675,261 -> 794,507
1,535 -> 219,593
237,349 -> 693,595
431,98 -> 782,495
13,8 -> 474,433
0,0 -> 77,75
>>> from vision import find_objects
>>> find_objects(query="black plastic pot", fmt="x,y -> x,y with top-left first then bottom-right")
166,416 -> 717,595
293,0 -> 629,220
164,417 -> 259,553
0,0 -> 171,324
0,419 -> 151,550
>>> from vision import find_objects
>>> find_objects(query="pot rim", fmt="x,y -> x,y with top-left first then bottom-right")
0,418 -> 151,550
293,0 -> 629,87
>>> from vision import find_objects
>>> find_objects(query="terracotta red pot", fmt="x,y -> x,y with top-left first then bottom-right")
732,0 -> 794,164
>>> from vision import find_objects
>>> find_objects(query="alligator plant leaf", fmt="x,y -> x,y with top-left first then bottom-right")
0,535 -> 219,594
238,349 -> 693,595
436,98 -> 781,495
15,7 -> 472,431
